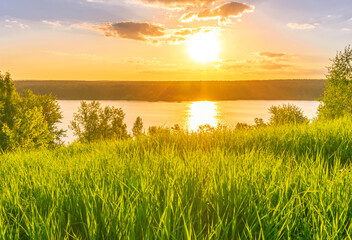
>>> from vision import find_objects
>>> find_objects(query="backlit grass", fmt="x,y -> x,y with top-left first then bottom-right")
1,117 -> 352,239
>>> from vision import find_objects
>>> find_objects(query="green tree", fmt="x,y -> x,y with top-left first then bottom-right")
0,72 -> 20,150
132,116 -> 143,137
70,101 -> 128,142
0,72 -> 63,151
0,72 -> 20,137
20,90 -> 65,143
269,104 -> 308,125
318,45 -> 352,119
2,107 -> 53,151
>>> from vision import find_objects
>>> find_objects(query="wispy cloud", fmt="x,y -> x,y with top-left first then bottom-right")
287,23 -> 317,30
73,22 -> 165,42
258,52 -> 288,58
136,0 -> 222,9
4,19 -> 30,29
221,51 -> 295,71
73,21 -> 218,44
180,2 -> 254,23
342,28 -> 352,32
42,20 -> 62,27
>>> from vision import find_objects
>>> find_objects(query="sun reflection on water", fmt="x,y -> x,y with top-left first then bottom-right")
187,101 -> 218,131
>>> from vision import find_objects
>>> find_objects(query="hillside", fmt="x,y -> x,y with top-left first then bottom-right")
14,80 -> 326,101
0,118 -> 351,238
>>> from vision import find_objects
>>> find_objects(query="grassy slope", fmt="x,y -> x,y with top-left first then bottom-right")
1,118 -> 352,239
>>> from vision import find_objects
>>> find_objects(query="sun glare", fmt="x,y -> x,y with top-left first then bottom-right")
187,101 -> 218,131
187,32 -> 220,63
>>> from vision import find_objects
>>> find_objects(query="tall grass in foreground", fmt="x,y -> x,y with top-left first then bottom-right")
1,118 -> 352,239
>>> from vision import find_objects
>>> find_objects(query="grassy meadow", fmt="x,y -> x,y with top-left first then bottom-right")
1,117 -> 352,239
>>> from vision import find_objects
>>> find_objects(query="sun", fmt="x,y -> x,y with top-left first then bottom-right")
187,32 -> 220,63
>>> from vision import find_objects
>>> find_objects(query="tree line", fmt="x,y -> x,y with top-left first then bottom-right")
1,45 -> 351,152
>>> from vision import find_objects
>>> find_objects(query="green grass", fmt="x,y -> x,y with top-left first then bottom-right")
1,118 -> 352,239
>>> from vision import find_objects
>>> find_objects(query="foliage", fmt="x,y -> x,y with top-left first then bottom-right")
2,107 -> 53,151
0,72 -> 20,149
2,117 -> 352,238
318,45 -> 352,119
147,126 -> 171,136
254,117 -> 266,128
197,124 -> 215,133
20,90 -> 65,144
171,124 -> 181,131
70,101 -> 128,143
132,116 -> 143,137
268,103 -> 308,125
0,72 -> 64,151
235,122 -> 251,130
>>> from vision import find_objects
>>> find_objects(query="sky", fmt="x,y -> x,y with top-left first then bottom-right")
0,0 -> 352,81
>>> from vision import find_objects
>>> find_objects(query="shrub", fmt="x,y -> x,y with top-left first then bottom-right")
132,116 -> 144,137
235,122 -> 251,130
148,126 -> 171,136
254,118 -> 266,128
269,104 -> 308,125
70,101 -> 129,142
318,45 -> 352,119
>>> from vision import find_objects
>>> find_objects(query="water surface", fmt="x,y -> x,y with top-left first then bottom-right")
59,100 -> 320,143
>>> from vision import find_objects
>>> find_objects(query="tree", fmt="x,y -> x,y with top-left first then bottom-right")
132,116 -> 143,137
318,45 -> 352,119
20,90 -> 65,144
70,101 -> 128,142
268,104 -> 308,125
0,72 -> 64,151
2,107 -> 53,151
0,72 -> 19,128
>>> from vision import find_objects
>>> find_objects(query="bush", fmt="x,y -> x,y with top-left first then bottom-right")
318,45 -> 352,119
70,101 -> 129,142
254,118 -> 266,128
235,122 -> 251,130
269,104 -> 308,125
148,126 -> 171,136
132,116 -> 143,137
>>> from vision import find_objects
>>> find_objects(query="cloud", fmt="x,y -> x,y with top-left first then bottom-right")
42,20 -> 62,27
221,51 -> 295,71
287,23 -> 316,30
180,2 -> 254,23
73,21 -> 166,41
258,52 -> 288,58
48,51 -> 103,61
137,0 -> 222,9
260,63 -> 292,70
4,19 -> 29,29
86,0 -> 105,2
73,21 -> 218,44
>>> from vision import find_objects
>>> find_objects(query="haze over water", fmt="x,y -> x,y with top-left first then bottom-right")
59,100 -> 319,143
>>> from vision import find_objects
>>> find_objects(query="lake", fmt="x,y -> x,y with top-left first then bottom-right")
59,100 -> 320,143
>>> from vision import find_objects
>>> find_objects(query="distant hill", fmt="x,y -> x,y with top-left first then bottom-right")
14,80 -> 326,101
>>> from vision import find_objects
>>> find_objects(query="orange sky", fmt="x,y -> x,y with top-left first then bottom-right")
1,0 -> 352,80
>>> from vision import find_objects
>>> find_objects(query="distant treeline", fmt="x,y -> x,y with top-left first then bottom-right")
14,80 -> 326,101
